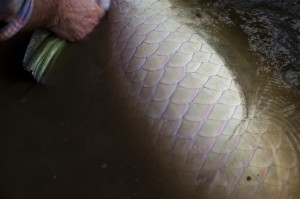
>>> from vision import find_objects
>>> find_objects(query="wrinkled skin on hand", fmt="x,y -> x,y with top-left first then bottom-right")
28,0 -> 106,41
50,0 -> 105,41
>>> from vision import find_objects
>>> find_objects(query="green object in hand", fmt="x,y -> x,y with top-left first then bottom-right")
23,30 -> 66,82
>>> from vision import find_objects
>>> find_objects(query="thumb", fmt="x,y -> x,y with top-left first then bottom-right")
95,4 -> 105,20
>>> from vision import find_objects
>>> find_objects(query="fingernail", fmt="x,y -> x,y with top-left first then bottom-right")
96,0 -> 111,11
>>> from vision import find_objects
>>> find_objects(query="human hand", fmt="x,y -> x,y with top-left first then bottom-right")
48,0 -> 105,41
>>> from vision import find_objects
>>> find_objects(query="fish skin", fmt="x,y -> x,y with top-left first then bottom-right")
104,0 -> 300,198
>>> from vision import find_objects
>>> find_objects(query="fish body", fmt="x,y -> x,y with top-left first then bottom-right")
104,0 -> 300,198
23,0 -> 300,198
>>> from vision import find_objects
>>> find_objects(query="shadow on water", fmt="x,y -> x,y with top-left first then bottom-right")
0,22 -> 184,199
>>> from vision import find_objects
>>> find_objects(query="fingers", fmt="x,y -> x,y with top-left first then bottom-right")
95,0 -> 111,11
95,4 -> 105,20
49,0 -> 108,42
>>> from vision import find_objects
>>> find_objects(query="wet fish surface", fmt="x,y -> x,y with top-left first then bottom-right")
84,0 -> 300,198
0,0 -> 297,198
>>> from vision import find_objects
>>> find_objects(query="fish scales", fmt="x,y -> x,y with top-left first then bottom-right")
104,0 -> 300,198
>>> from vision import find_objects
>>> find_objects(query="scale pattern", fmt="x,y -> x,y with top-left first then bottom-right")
106,0 -> 300,198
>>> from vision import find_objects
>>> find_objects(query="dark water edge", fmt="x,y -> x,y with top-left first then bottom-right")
175,0 -> 300,95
